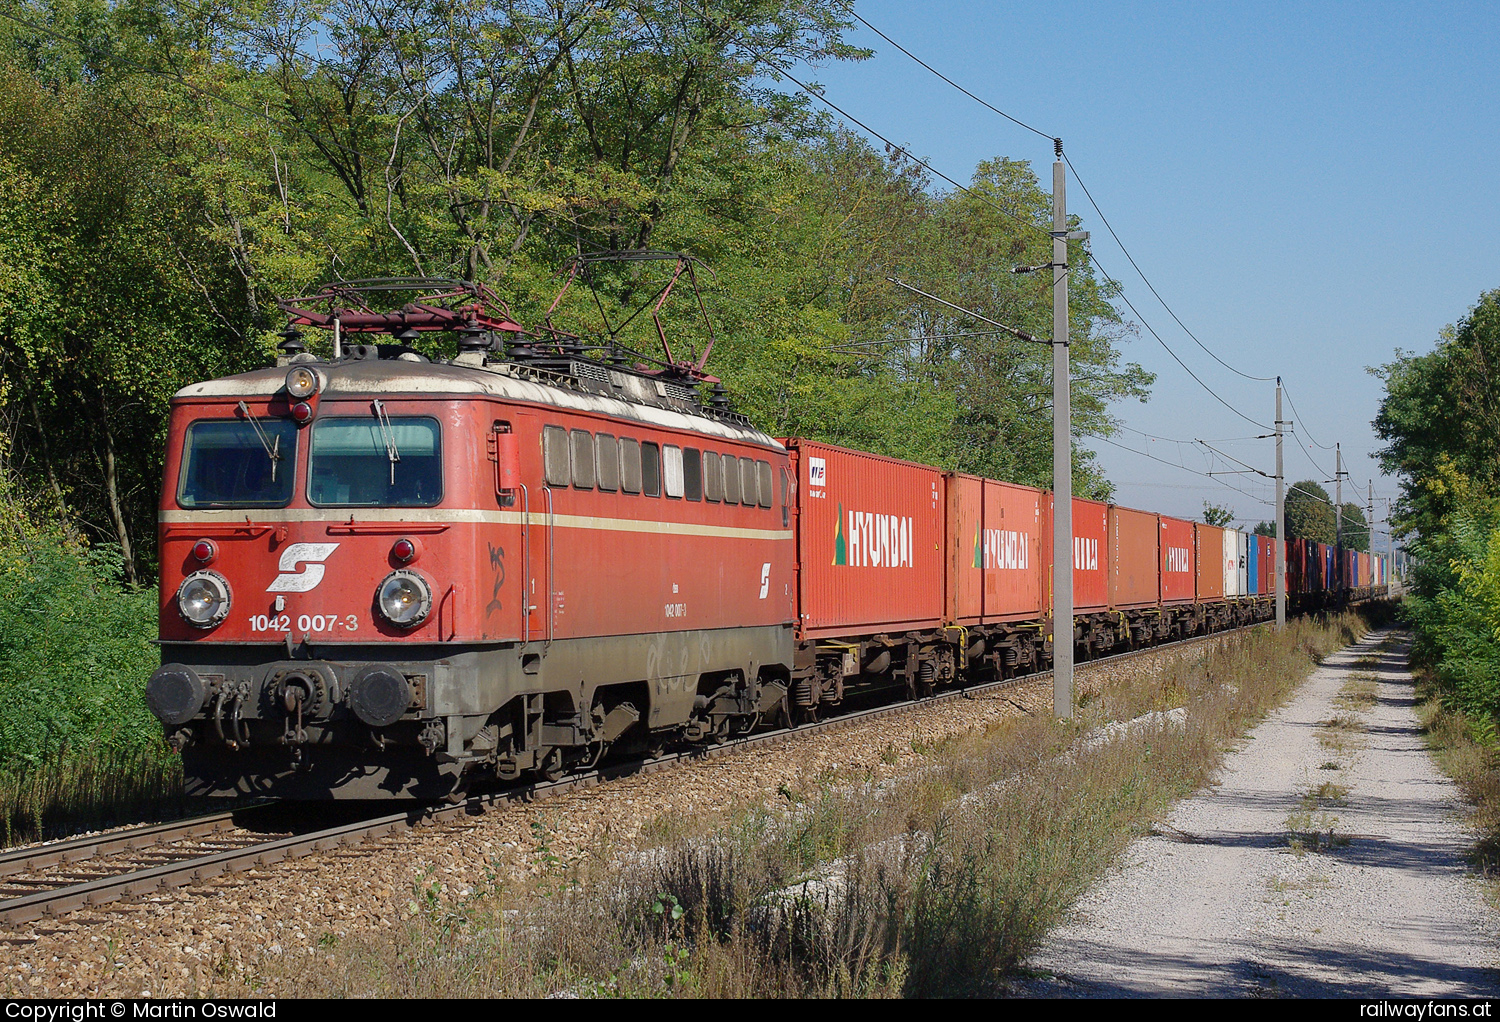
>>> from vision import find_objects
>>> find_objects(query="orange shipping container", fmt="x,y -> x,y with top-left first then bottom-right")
1110,505 -> 1160,609
946,474 -> 1044,625
785,439 -> 945,639
1196,524 -> 1226,601
1043,495 -> 1110,612
1160,516 -> 1196,604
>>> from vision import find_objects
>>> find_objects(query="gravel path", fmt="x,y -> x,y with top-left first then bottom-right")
1020,629 -> 1500,998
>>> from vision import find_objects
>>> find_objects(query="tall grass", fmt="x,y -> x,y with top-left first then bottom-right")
0,743 -> 186,846
219,610 -> 1374,999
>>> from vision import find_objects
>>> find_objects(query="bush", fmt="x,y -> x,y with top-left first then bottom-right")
0,531 -> 162,767
1404,506 -> 1500,732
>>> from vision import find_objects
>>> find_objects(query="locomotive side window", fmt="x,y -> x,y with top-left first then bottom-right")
722,453 -> 740,504
757,460 -> 774,508
662,445 -> 684,499
739,457 -> 758,509
642,442 -> 661,497
683,448 -> 702,502
703,452 -> 722,502
179,419 -> 298,508
620,438 -> 642,494
308,417 -> 441,507
596,433 -> 619,492
543,426 -> 570,486
570,430 -> 595,490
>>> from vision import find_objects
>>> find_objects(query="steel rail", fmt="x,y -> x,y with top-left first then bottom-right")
0,620 -> 1272,929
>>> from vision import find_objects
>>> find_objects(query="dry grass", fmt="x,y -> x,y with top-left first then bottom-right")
209,612 -> 1375,999
1415,675 -> 1500,884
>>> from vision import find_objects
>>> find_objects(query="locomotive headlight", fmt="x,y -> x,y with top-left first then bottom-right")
285,366 -> 320,399
376,570 -> 432,628
177,571 -> 232,629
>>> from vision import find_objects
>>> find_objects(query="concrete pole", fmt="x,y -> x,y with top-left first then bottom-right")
1275,380 -> 1286,630
1335,444 -> 1344,590
1052,148 -> 1073,720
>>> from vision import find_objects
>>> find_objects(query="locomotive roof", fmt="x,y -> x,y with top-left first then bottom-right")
173,357 -> 785,451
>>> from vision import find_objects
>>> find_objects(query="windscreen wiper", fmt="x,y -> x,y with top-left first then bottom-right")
372,399 -> 400,484
236,401 -> 281,482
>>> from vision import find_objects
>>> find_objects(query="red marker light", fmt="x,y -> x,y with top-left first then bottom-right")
291,402 -> 313,423
192,539 -> 217,564
392,538 -> 417,563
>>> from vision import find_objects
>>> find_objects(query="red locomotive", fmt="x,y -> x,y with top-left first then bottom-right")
145,278 -> 1387,800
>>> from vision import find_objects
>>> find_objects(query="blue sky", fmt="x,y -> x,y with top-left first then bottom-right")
788,1 -> 1500,542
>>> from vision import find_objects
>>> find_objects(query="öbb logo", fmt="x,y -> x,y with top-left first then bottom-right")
267,543 -> 340,593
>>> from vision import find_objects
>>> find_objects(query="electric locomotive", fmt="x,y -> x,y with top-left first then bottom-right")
147,278 -> 796,799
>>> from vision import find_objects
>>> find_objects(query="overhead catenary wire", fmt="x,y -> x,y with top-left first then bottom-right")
760,50 -> 1278,433
1278,381 -> 1339,451
847,11 -> 1276,387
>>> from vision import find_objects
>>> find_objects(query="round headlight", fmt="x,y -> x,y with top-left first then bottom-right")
177,571 -> 232,629
376,571 -> 432,628
285,366 -> 320,399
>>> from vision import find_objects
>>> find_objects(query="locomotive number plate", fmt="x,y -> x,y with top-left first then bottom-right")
249,613 -> 360,633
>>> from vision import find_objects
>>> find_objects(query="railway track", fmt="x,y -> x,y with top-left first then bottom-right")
0,627 -> 1244,929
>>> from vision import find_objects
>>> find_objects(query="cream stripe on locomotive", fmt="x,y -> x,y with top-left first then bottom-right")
160,507 -> 793,542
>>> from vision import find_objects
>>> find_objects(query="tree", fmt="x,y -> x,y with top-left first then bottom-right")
1253,521 -> 1276,537
1285,480 -> 1335,543
1201,501 -> 1235,527
1339,502 -> 1369,552
1372,287 -> 1500,729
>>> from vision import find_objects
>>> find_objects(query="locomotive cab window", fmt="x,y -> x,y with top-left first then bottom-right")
308,416 -> 441,507
571,430 -> 595,490
596,433 -> 619,492
757,460 -> 774,508
179,418 -> 298,508
543,426 -> 570,486
620,438 -> 642,494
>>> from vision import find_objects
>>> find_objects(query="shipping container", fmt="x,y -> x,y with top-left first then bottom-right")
1359,551 -> 1371,587
1160,515 -> 1196,604
1111,505 -> 1160,608
1261,536 -> 1277,595
1196,524 -> 1226,601
1246,534 -> 1260,595
785,439 -> 946,639
1043,495 -> 1110,612
1236,531 -> 1250,596
945,474 -> 1044,624
1223,529 -> 1241,597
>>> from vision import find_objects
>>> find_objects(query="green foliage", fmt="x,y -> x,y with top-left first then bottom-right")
0,0 -> 1154,572
0,518 -> 162,768
1339,502 -> 1369,552
1286,479 -> 1335,543
1201,501 -> 1234,527
1403,504 -> 1500,728
1374,288 -> 1500,731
